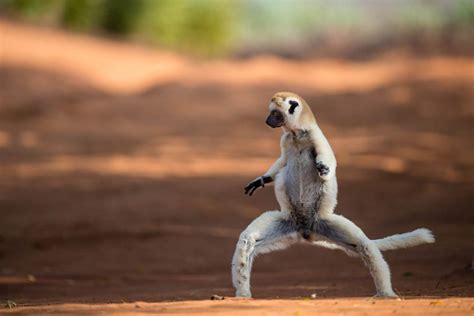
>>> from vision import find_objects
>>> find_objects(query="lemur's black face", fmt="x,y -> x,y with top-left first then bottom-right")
266,109 -> 285,128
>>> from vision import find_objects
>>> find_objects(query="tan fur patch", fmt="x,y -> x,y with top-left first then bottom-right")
271,92 -> 316,126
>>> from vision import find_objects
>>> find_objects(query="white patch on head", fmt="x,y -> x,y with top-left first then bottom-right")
283,97 -> 302,129
268,96 -> 303,130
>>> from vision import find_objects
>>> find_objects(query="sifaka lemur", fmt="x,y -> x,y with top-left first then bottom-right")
232,92 -> 435,298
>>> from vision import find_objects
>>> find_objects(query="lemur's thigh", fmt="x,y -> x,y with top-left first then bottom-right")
315,213 -> 368,248
232,210 -> 298,297
234,210 -> 298,258
314,214 -> 397,297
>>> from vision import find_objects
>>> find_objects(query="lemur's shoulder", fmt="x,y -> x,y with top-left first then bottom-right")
280,132 -> 292,147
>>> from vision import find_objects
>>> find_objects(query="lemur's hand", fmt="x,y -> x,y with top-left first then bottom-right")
244,177 -> 265,196
315,161 -> 330,179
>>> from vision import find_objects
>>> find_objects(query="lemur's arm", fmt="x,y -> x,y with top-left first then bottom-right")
310,126 -> 337,181
244,133 -> 288,196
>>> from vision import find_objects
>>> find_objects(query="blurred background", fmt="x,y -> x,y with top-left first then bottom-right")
0,0 -> 473,305
1,0 -> 474,57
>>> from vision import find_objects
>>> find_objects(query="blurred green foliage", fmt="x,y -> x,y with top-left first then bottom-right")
0,0 -> 237,56
135,0 -> 236,56
456,0 -> 474,26
1,0 -> 63,22
238,1 -> 366,47
101,0 -> 144,34
0,0 -> 472,57
62,0 -> 103,31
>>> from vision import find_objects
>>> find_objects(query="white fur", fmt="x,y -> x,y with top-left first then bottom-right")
232,210 -> 298,297
309,127 -> 337,181
373,228 -> 435,251
319,213 -> 397,297
233,93 -> 434,298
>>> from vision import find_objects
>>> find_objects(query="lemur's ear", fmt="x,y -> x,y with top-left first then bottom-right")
289,100 -> 299,114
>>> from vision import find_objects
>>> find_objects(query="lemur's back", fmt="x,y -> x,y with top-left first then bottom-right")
283,131 -> 324,237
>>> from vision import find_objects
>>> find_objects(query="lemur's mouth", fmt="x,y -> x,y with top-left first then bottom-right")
266,110 -> 285,128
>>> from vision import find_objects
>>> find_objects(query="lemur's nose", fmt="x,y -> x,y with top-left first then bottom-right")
266,110 -> 284,128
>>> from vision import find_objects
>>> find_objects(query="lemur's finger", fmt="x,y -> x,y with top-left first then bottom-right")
316,161 -> 330,176
245,186 -> 256,195
245,178 -> 264,194
244,186 -> 253,195
244,181 -> 257,193
248,186 -> 258,196
244,185 -> 252,194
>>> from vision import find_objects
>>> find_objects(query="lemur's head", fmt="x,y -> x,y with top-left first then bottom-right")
266,92 -> 315,131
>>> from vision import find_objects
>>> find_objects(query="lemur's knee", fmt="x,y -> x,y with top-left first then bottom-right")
355,241 -> 378,263
238,233 -> 256,251
356,242 -> 371,254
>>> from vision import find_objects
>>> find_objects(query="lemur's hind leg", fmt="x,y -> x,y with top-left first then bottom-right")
315,214 -> 398,298
232,210 -> 298,298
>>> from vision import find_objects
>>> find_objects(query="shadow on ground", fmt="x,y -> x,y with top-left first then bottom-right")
0,64 -> 473,304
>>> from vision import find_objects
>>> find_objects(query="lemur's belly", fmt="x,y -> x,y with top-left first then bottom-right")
283,144 -> 323,231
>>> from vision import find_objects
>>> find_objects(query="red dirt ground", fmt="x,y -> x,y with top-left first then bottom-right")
0,20 -> 473,314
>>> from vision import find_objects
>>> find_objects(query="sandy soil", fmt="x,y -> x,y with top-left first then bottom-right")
2,298 -> 474,315
0,20 -> 473,314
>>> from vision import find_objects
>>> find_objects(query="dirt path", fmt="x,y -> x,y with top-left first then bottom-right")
2,298 -> 474,315
2,20 -> 472,95
1,19 -> 473,314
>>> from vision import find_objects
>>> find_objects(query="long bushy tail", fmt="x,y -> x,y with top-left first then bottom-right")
373,228 -> 435,251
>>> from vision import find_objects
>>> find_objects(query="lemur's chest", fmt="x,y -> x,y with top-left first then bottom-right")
283,133 -> 323,222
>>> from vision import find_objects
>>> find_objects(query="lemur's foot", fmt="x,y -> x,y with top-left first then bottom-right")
235,290 -> 252,298
231,296 -> 253,300
315,161 -> 330,178
374,291 -> 400,299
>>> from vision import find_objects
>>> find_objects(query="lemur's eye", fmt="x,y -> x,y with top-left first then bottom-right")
288,100 -> 299,114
